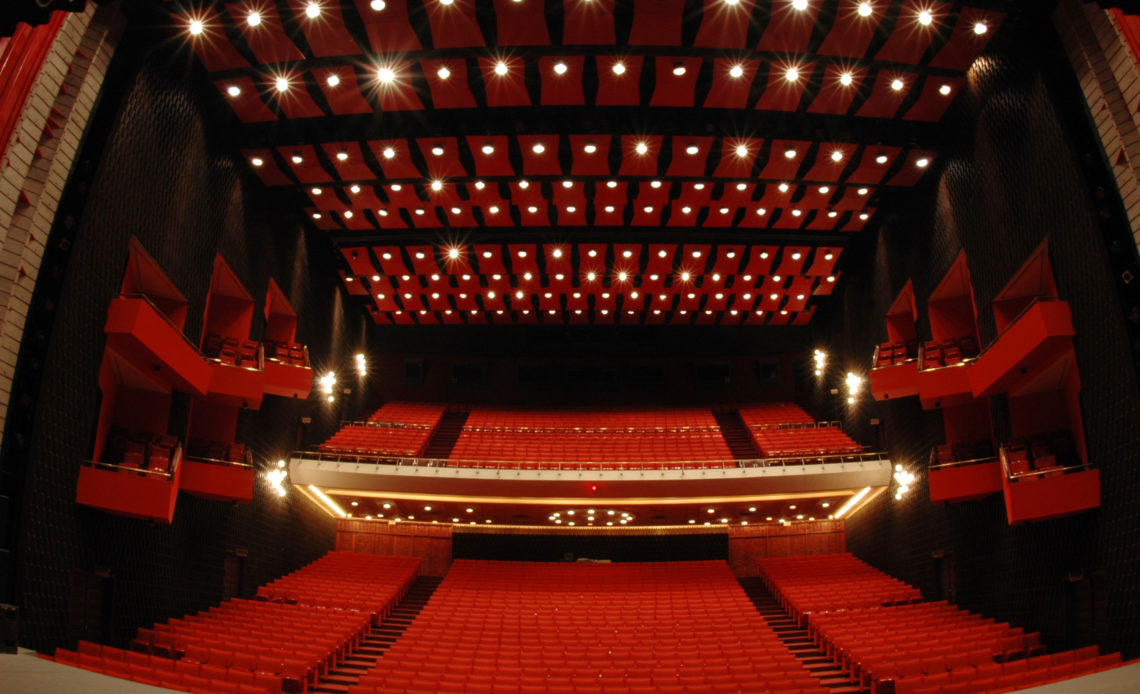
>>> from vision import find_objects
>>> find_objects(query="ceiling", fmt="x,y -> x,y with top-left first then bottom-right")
171,0 -> 1008,327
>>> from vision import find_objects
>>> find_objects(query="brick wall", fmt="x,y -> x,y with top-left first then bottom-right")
816,11 -> 1140,657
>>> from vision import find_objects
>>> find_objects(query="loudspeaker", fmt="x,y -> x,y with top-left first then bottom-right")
0,603 -> 17,654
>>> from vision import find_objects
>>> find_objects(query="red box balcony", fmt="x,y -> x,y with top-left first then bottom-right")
929,459 -> 1003,503
1002,467 -> 1100,524
870,360 -> 919,401
104,296 -> 211,395
76,457 -> 181,524
204,360 -> 265,409
917,362 -> 974,409
264,359 -> 313,399
969,299 -> 1075,398
180,458 -> 255,503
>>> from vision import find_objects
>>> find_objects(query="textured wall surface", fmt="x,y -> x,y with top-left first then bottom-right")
817,15 -> 1140,658
2,26 -> 371,651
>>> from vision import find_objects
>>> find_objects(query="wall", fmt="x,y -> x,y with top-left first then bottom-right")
815,11 -> 1140,657
336,520 -> 452,577
727,520 -> 845,577
0,18 -> 372,652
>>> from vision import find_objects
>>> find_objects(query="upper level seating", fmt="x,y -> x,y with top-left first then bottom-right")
875,340 -> 918,367
352,560 -> 829,694
1005,431 -> 1079,478
264,340 -> 308,367
921,336 -> 980,369
102,428 -> 180,473
257,552 -> 421,620
204,334 -> 261,368
186,438 -> 248,463
448,430 -> 734,464
935,439 -> 996,465
367,402 -> 448,429
462,406 -> 721,432
737,403 -> 815,428
758,554 -> 922,624
751,426 -> 862,458
319,425 -> 433,457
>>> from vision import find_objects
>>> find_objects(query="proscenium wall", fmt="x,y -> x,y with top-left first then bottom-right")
817,14 -> 1140,657
2,22 -> 369,651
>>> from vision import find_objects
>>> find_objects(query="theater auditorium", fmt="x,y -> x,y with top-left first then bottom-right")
1,0 -> 1140,692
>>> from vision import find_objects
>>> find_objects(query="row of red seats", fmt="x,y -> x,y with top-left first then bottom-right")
1005,431 -> 1078,478
875,340 -> 918,367
449,431 -> 733,463
417,460 -> 736,470
462,406 -> 722,433
264,340 -> 308,367
102,430 -> 179,473
205,334 -> 261,368
737,403 -> 815,428
186,438 -> 247,463
368,401 -> 448,428
935,439 -> 996,464
921,336 -> 980,369
751,427 -> 862,457
758,554 -> 923,624
357,560 -> 826,694
896,647 -> 1121,694
319,425 -> 433,458
50,644 -> 272,694
257,552 -> 422,620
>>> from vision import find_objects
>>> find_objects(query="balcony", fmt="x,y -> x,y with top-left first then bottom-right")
180,456 -> 255,504
869,342 -> 919,401
969,298 -> 1075,398
76,448 -> 182,524
103,296 -> 211,395
927,445 -> 1001,504
1000,446 -> 1100,525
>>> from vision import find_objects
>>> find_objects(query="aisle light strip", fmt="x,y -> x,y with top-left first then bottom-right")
308,485 -> 347,517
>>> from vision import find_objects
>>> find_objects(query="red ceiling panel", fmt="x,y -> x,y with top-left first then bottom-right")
814,273 -> 840,295
931,8 -> 1002,70
369,140 -> 420,179
646,245 -> 676,276
416,137 -> 468,179
833,185 -> 872,211
478,57 -> 531,107
425,0 -> 485,49
225,3 -> 305,64
287,0 -> 359,57
406,247 -> 440,275
374,247 -> 410,276
904,75 -> 966,122
243,149 -> 292,185
422,59 -> 478,109
552,181 -> 587,208
741,246 -> 777,277
494,0 -> 552,46
629,0 -> 684,46
736,204 -> 772,229
312,67 -> 373,115
340,247 -> 374,276
801,143 -> 853,182
618,135 -> 663,176
373,206 -> 407,229
320,142 -> 373,181
517,200 -> 551,226
519,135 -> 564,176
713,139 -> 762,178
703,58 -> 759,109
755,62 -> 814,111
594,201 -> 625,224
478,201 -> 512,226
855,70 -> 918,119
594,180 -> 628,207
756,1 -> 822,53
467,135 -> 514,177
776,247 -> 810,276
806,210 -> 842,230
569,135 -> 613,175
807,65 -> 865,115
758,140 -> 811,180
650,57 -> 701,107
539,56 -> 587,105
817,1 -> 884,57
408,207 -> 443,228
382,182 -> 424,207
277,145 -> 331,183
563,0 -> 615,44
508,245 -> 540,276
374,63 -> 425,111
271,77 -> 325,119
806,247 -> 841,277
665,137 -> 712,177
666,204 -> 700,227
888,151 -> 937,186
846,146 -> 903,184
694,0 -> 755,49
675,182 -> 713,207
186,8 -> 249,72
842,210 -> 874,231
342,272 -> 368,295
352,0 -> 420,52
595,56 -> 643,106
875,1 -> 947,63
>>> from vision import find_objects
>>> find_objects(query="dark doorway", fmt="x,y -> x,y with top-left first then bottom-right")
68,569 -> 113,644
932,550 -> 956,603
223,549 -> 246,601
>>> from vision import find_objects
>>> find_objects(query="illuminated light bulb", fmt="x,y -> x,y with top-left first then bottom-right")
377,67 -> 396,83
247,12 -> 262,26
791,209 -> 802,217
828,210 -> 838,218
377,209 -> 388,217
916,157 -> 930,168
431,180 -> 443,191
857,187 -> 869,195
518,179 -> 529,189
622,250 -> 632,258
618,271 -> 627,281
659,249 -> 667,258
607,180 -> 618,188
778,183 -> 789,192
382,147 -> 395,159
481,143 -> 494,155
831,150 -> 843,162
414,208 -> 424,215
859,213 -> 869,220
819,186 -> 830,193
584,142 -> 597,154
189,19 -> 205,35
940,84 -> 952,96
390,184 -> 402,191
312,212 -> 321,220
311,187 -> 323,195
553,62 -> 568,75
343,210 -> 353,219
552,248 -> 563,258
785,67 -> 800,82
527,205 -> 538,213
651,180 -> 662,188
635,142 -> 649,155
336,151 -> 349,161
226,84 -> 241,97
840,72 -> 853,86
251,157 -> 264,167
681,206 -> 692,214
437,66 -> 451,80
474,180 -> 485,190
305,3 -> 320,18
612,62 -> 626,75
784,148 -> 797,159
891,78 -> 904,91
672,63 -> 687,76
918,10 -> 933,25
275,77 -> 289,92
604,205 -> 615,213
494,62 -> 508,75
371,0 -> 385,8
680,271 -> 691,281
792,0 -> 808,9
858,2 -> 872,17
566,206 -> 576,213
562,180 -> 574,188
643,206 -> 653,213
735,144 -> 748,157
729,64 -> 744,78
875,154 -> 888,164
532,143 -> 546,154
720,207 -> 730,215
450,207 -> 460,214
791,252 -> 802,260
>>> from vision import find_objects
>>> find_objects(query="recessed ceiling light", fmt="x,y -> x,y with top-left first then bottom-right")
440,0 -> 453,4
672,62 -> 687,76
819,186 -> 830,194
246,12 -> 261,26
859,212 -> 869,220
414,208 -> 424,215
658,249 -> 667,258
918,10 -> 933,26
474,180 -> 485,190
275,77 -> 289,92
830,150 -> 843,162
778,183 -> 789,192
686,144 -> 699,155
437,66 -> 451,80
875,154 -> 889,164
481,143 -> 494,155
784,148 -> 796,159
226,85 -> 241,97
370,0 -> 386,9
607,180 -> 618,188
518,179 -> 529,189
494,61 -> 508,76
377,67 -> 395,83
562,180 -> 573,189
604,205 -> 615,213
890,78 -> 904,91
651,180 -> 662,189
336,151 -> 349,161
343,210 -> 353,218
565,205 -> 576,213
390,183 -> 401,191
791,209 -> 802,217
643,206 -> 653,213
552,248 -> 563,258
377,209 -> 388,216
553,62 -> 568,75
305,3 -> 321,18
622,250 -> 632,258
735,144 -> 748,157
312,212 -> 321,219
532,143 -> 546,154
430,180 -> 443,191
974,22 -> 988,35
828,210 -> 838,218
736,182 -> 747,191
785,67 -> 799,82
858,2 -> 872,17
939,83 -> 952,96
612,62 -> 626,75
382,147 -> 395,159
680,271 -> 691,281
791,252 -> 802,260
311,187 -> 322,195
584,142 -> 597,153
756,207 -> 766,215
250,157 -> 263,167
729,64 -> 744,78
840,72 -> 854,86
916,157 -> 930,168
528,205 -> 538,213
681,206 -> 691,214
635,142 -> 648,155
792,0 -> 808,9
189,19 -> 204,35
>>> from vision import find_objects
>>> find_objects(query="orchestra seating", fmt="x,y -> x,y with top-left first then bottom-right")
49,552 -> 420,694
462,406 -> 722,432
350,560 -> 830,694
759,554 -> 1129,694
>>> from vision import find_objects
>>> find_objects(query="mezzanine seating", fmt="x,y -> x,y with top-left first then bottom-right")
351,560 -> 829,694
750,425 -> 862,458
263,340 -> 308,367
319,425 -> 434,457
737,403 -> 816,428
257,552 -> 422,620
367,401 -> 448,429
921,337 -> 980,369
875,340 -> 919,367
204,334 -> 261,368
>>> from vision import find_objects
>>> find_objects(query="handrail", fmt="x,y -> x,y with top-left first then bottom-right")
83,444 -> 182,480
917,343 -> 978,372
927,449 -> 998,471
337,419 -> 433,430
116,293 -> 204,356
183,453 -> 253,470
205,342 -> 264,373
980,295 -> 1065,355
292,449 -> 890,471
999,444 -> 1088,481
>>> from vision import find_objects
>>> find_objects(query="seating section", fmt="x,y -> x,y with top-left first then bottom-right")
352,560 -> 829,694
319,425 -> 433,457
368,401 -> 447,429
875,340 -> 918,368
750,426 -> 862,458
101,427 -> 180,474
935,439 -> 996,465
257,552 -> 422,619
264,339 -> 309,367
186,438 -> 248,463
921,336 -> 980,369
50,552 -> 420,694
463,406 -> 721,432
205,334 -> 261,368
1005,431 -> 1079,478
760,554 -> 1129,694
737,403 -> 815,428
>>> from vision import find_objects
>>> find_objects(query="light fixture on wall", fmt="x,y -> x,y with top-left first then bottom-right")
894,464 -> 916,500
355,353 -> 367,377
267,460 -> 288,497
813,349 -> 827,376
845,372 -> 862,404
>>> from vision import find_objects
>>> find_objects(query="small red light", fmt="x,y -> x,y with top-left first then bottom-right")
591,485 -> 597,492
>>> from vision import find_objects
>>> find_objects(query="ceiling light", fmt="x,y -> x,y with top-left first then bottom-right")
830,150 -> 843,162
792,0 -> 808,9
487,290 -> 496,299
735,182 -> 747,191
622,250 -> 632,258
857,187 -> 868,195
371,0 -> 386,9
791,252 -> 802,260
518,179 -> 529,189
246,12 -> 261,26
828,210 -> 838,218
515,291 -> 524,299
791,209 -> 802,217
617,271 -> 628,281
312,212 -> 321,220
612,62 -> 626,75
437,66 -> 451,80
681,206 -> 692,214
720,207 -> 730,214
875,153 -> 888,164
532,143 -> 545,154
562,180 -> 573,188
450,207 -> 460,214
310,187 -> 322,196
770,294 -> 778,300
584,142 -> 597,154
840,72 -> 853,86
778,183 -> 789,192
643,206 -> 653,213
860,212 -> 869,220
819,185 -> 830,193
414,208 -> 424,215
251,157 -> 263,167
784,148 -> 797,159
390,183 -> 401,191
377,209 -> 388,217
377,67 -> 396,83
553,62 -> 568,75
431,180 -> 443,191
824,252 -> 834,260
527,205 -> 537,213
772,275 -> 781,282
680,271 -> 691,281
431,145 -> 445,156
336,151 -> 349,161
440,0 -> 453,4
939,83 -> 952,96
226,84 -> 241,97
188,19 -> 205,35
305,3 -> 321,18
448,248 -> 460,259
566,205 -> 576,213
916,157 -> 930,168
482,143 -> 494,155
672,63 -> 687,76
890,78 -> 904,91
635,142 -> 649,155
756,208 -> 766,215
651,180 -> 662,189
685,144 -> 699,155
382,147 -> 395,159
735,144 -> 749,158
785,67 -> 799,82
494,61 -> 509,75
858,2 -> 872,17
729,64 -> 744,78
918,10 -> 933,25
275,77 -> 289,92
658,249 -> 667,258
604,205 -> 615,213
607,180 -> 618,188
474,180 -> 485,189
552,248 -> 563,258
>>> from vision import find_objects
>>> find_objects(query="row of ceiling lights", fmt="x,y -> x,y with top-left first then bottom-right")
318,205 -> 870,223
189,2 -> 988,40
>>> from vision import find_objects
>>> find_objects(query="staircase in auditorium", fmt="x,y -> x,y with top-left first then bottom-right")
314,576 -> 442,694
713,410 -> 762,461
739,577 -> 862,694
419,410 -> 468,460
